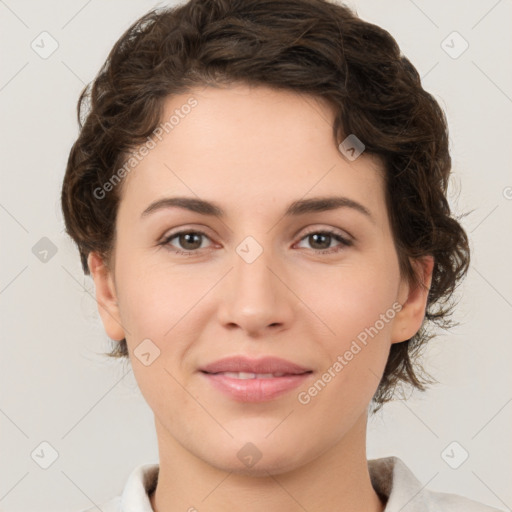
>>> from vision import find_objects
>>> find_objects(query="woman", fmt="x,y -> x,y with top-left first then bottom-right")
61,0 -> 503,510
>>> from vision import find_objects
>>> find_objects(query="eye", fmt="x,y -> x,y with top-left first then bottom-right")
160,228 -> 352,256
295,229 -> 353,254
161,230 -> 213,254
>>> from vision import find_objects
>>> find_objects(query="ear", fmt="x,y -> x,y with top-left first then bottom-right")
391,255 -> 434,344
87,251 -> 126,341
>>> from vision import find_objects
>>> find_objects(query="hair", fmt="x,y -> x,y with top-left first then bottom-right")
61,0 -> 470,411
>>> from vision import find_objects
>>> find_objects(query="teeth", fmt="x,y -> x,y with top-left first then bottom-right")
221,372 -> 286,379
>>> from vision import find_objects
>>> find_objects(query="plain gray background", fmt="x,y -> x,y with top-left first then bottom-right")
0,0 -> 511,510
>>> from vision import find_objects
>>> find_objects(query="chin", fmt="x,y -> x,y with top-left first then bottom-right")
213,453 -> 302,477
197,436 -> 310,477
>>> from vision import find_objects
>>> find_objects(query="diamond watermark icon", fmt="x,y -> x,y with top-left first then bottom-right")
236,236 -> 263,264
31,441 -> 59,469
338,134 -> 365,161
32,237 -> 58,263
237,442 -> 262,468
441,441 -> 469,469
441,31 -> 469,60
31,31 -> 59,59
134,338 -> 161,366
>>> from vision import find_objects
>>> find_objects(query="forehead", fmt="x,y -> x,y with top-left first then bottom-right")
117,84 -> 387,223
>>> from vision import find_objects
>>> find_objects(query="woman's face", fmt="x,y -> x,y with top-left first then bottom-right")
89,84 -> 432,475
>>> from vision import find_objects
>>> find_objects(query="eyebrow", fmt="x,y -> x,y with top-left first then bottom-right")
141,195 -> 374,223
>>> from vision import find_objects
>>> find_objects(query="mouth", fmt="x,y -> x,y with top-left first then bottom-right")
198,356 -> 313,402
201,371 -> 303,379
199,355 -> 311,375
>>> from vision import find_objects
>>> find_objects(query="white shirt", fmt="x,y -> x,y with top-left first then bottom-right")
79,456 -> 503,511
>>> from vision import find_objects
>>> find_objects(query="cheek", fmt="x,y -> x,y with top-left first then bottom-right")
313,256 -> 400,342
114,251 -> 204,337
302,253 -> 400,395
113,260 -> 205,412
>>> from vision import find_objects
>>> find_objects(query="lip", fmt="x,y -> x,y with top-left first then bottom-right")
199,356 -> 313,402
200,355 -> 311,375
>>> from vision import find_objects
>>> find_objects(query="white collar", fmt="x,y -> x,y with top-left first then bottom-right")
109,456 -> 499,512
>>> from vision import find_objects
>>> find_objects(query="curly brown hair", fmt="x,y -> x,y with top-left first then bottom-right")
61,0 -> 470,411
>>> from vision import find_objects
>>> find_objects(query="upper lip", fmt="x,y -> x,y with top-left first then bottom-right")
200,356 -> 311,375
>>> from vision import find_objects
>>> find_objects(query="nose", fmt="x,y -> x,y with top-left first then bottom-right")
216,242 -> 294,337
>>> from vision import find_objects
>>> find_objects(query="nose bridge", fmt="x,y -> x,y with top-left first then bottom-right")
233,235 -> 279,305
218,234 -> 292,333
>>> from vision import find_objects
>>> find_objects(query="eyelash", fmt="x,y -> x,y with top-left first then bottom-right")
159,228 -> 353,256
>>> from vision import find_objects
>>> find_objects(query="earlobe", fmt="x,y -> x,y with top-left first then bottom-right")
390,255 -> 434,344
87,252 -> 126,341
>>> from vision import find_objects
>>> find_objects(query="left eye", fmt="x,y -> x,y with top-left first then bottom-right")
161,229 -> 352,255
295,230 -> 352,252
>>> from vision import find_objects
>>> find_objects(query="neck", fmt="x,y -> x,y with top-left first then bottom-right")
150,410 -> 384,512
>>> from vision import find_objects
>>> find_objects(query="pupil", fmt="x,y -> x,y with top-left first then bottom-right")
311,233 -> 329,249
181,233 -> 200,250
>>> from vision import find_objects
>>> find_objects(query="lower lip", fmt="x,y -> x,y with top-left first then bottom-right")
201,372 -> 312,402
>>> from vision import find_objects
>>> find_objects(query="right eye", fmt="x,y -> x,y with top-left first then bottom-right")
160,230 -> 213,255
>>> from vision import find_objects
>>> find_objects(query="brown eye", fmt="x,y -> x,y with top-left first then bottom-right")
296,229 -> 353,253
161,230 -> 212,253
160,228 -> 352,257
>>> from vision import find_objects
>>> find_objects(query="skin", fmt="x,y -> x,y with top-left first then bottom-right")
88,84 -> 433,512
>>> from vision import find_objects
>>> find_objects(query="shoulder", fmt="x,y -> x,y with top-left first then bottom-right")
368,456 -> 504,512
76,462 -> 158,512
424,488 -> 503,512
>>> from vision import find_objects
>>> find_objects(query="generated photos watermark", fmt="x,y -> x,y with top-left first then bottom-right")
93,96 -> 198,200
297,301 -> 403,405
